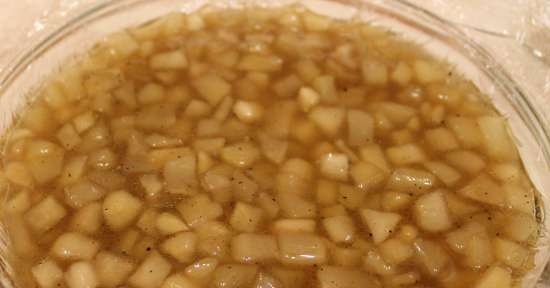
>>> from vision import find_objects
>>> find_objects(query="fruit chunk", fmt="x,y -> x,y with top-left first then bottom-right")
493,237 -> 533,270
161,232 -> 198,263
25,140 -> 64,184
322,215 -> 356,243
128,251 -> 172,288
32,259 -> 63,288
25,196 -> 67,234
192,73 -> 231,106
386,168 -> 435,193
386,143 -> 427,165
150,49 -> 188,70
177,194 -> 223,227
423,161 -> 461,187
70,202 -> 103,235
51,232 -> 100,261
94,251 -> 135,287
458,174 -> 505,207
231,233 -> 278,263
349,162 -> 386,191
278,233 -> 327,265
156,212 -> 189,235
474,266 -> 511,288
347,110 -> 374,147
412,238 -> 450,276
211,264 -> 259,288
161,274 -> 199,288
103,190 -> 143,231
319,153 -> 349,181
379,238 -> 413,265
360,209 -> 401,244
64,261 -> 98,288
445,222 -> 494,269
309,106 -> 345,137
317,266 -> 379,288
477,116 -> 518,161
184,257 -> 219,284
221,142 -> 261,168
413,191 -> 453,233
229,202 -> 264,232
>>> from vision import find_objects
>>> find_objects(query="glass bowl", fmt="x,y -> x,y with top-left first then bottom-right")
1,1 -> 549,287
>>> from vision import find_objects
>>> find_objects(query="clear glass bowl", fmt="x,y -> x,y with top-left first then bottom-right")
1,1 -> 549,287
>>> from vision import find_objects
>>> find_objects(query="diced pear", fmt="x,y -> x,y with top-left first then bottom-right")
258,132 -> 288,164
445,221 -> 494,269
298,87 -> 320,112
272,219 -> 316,234
184,257 -> 219,284
380,191 -> 413,212
322,215 -> 356,243
459,174 -> 505,207
103,190 -> 143,231
229,202 -> 264,232
477,116 -> 518,161
161,232 -> 198,263
140,174 -> 163,200
25,196 -> 67,234
474,266 -> 511,288
309,106 -> 345,137
221,142 -> 261,168
128,251 -> 172,288
317,266 -> 379,288
319,153 -> 349,181
278,233 -> 327,265
386,143 -> 427,165
350,162 -> 386,191
32,259 -> 63,288
64,261 -> 98,288
162,274 -> 199,288
493,237 -> 533,270
347,110 -> 374,147
26,140 -> 64,184
412,238 -> 450,276
65,180 -> 106,208
445,150 -> 486,174
51,232 -> 100,260
233,100 -> 264,124
360,209 -> 401,244
231,233 -> 278,263
5,161 -> 34,188
423,161 -> 461,187
95,251 -> 135,287
312,75 -> 338,104
150,49 -> 188,70
278,192 -> 317,219
386,168 -> 435,193
413,191 -> 453,233
177,194 -> 223,227
156,212 -> 189,235
192,73 -> 231,106
362,249 -> 396,276
424,127 -> 459,152
238,54 -> 283,72
502,212 -> 538,243
70,202 -> 102,235
211,264 -> 259,288
358,144 -> 391,173
379,238 -> 413,265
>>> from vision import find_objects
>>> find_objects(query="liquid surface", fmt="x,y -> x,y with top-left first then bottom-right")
0,6 -> 540,288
